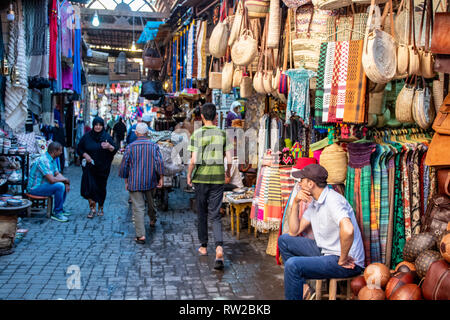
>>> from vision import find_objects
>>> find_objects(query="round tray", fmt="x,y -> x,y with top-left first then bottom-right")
0,199 -> 32,215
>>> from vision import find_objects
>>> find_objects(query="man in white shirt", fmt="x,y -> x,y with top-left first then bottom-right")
224,156 -> 244,191
278,164 -> 365,300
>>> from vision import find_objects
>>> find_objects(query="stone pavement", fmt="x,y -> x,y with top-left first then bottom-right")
0,156 -> 285,300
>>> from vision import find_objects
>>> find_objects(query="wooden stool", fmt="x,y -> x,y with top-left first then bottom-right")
314,277 -> 356,300
229,202 -> 253,240
25,194 -> 53,218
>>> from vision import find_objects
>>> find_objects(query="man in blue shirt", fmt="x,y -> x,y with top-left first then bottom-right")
28,142 -> 71,222
126,115 -> 142,145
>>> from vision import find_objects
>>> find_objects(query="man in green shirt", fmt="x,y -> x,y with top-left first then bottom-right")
187,103 -> 233,270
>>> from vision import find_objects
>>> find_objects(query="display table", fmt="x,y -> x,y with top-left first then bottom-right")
225,195 -> 255,240
0,200 -> 32,256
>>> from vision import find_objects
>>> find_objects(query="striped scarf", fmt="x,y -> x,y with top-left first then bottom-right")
314,42 -> 328,126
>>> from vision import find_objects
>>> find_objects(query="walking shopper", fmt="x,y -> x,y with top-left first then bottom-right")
187,103 -> 233,270
112,116 -> 127,150
278,164 -> 365,300
27,142 -> 71,222
77,116 -> 118,218
126,115 -> 142,145
119,123 -> 164,244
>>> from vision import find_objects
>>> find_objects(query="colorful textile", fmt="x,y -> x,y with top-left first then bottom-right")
286,69 -> 316,125
343,40 -> 367,123
196,20 -> 207,79
379,148 -> 391,264
411,146 -> 423,235
391,144 -> 405,268
402,145 -> 413,241
314,42 -> 328,125
327,41 -> 342,123
322,42 -> 335,123
369,145 -> 382,263
336,41 -> 349,121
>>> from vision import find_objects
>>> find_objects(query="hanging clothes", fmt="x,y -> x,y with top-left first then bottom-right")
72,6 -> 82,95
49,0 -> 58,80
285,68 -> 316,125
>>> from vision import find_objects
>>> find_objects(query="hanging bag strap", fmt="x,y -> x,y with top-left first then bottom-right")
409,0 -> 418,52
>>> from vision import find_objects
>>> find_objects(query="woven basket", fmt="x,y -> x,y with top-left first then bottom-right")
408,46 -> 421,75
395,82 -> 415,123
231,29 -> 258,66
263,71 -> 274,94
267,0 -> 281,49
432,77 -> 444,113
266,229 -> 279,256
319,143 -> 348,184
209,20 -> 229,58
233,68 -> 243,88
368,90 -> 386,115
253,71 -> 265,93
209,72 -> 222,89
312,0 -> 352,10
412,85 -> 435,130
222,61 -> 234,94
240,76 -> 254,98
245,0 -> 270,18
228,1 -> 243,47
397,44 -> 409,76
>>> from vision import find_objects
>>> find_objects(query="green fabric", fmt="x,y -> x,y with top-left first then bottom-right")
188,126 -> 233,184
391,143 -> 405,268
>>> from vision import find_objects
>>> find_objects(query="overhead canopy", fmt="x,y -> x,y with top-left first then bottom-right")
137,21 -> 165,44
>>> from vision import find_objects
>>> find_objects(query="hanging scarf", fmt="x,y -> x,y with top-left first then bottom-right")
5,0 -> 29,131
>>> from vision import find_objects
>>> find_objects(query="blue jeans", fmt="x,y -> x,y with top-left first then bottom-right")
29,182 -> 66,214
278,234 -> 364,300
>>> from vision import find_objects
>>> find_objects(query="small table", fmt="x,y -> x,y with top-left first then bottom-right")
0,200 -> 32,255
225,195 -> 254,240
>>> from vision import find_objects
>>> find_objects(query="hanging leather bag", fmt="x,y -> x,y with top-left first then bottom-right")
419,0 -> 436,78
140,79 -> 165,100
433,92 -> 450,134
431,0 -> 450,73
437,169 -> 450,196
422,259 -> 450,300
143,42 -> 163,71
421,195 -> 450,239
362,0 -> 397,84
412,77 -> 436,129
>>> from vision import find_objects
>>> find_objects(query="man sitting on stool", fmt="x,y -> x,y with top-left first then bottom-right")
278,164 -> 365,300
27,142 -> 71,222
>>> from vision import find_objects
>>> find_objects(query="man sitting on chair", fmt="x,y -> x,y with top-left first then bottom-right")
278,164 -> 365,300
27,142 -> 71,222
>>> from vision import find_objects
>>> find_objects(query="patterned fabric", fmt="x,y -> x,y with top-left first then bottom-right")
119,137 -> 164,192
385,156 -> 396,267
411,146 -> 423,235
314,42 -> 328,125
188,126 -> 233,184
336,41 -> 349,121
327,41 -> 343,123
343,40 -> 367,123
196,20 -> 207,79
322,42 -> 335,123
369,145 -> 382,263
379,148 -> 390,264
391,143 -> 405,268
402,145 -> 413,241
286,69 -> 316,125
186,22 -> 195,80
27,152 -> 59,190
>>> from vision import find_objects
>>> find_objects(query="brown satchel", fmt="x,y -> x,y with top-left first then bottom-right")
421,259 -> 450,300
433,93 -> 450,134
431,13 -> 450,54
437,169 -> 450,196
421,195 -> 450,240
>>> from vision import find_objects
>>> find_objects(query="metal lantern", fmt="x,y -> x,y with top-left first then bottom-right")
115,52 -> 127,74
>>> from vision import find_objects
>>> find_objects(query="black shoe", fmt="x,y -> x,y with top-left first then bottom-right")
214,259 -> 224,270
134,237 -> 145,244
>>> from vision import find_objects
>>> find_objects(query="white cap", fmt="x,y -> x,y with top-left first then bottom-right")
136,122 -> 149,135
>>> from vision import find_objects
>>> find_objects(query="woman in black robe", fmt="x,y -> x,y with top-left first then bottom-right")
77,117 -> 118,218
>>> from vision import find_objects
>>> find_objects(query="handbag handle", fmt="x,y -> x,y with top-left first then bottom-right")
409,0 -> 418,51
364,0 -> 382,54
445,172 -> 450,196
282,15 -> 289,71
424,0 -> 434,51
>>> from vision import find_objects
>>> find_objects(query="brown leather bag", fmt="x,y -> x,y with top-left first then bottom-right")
421,195 -> 450,240
434,54 -> 450,73
431,13 -> 450,54
433,94 -> 450,134
425,132 -> 450,167
437,169 -> 450,196
421,259 -> 450,300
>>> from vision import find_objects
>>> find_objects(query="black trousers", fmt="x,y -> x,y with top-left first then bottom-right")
194,183 -> 224,248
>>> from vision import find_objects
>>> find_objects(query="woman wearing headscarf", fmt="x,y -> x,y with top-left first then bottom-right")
77,117 -> 118,218
225,101 -> 242,128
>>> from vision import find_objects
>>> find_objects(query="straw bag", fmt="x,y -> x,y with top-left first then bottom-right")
283,0 -> 311,8
412,77 -> 435,129
419,0 -> 436,78
209,58 -> 222,89
319,143 -> 348,184
222,61 -> 234,94
433,75 -> 444,113
326,12 -> 369,42
396,76 -> 416,123
312,0 -> 352,10
352,0 -> 387,4
231,30 -> 258,66
407,0 -> 421,76
245,0 -> 270,18
209,2 -> 230,59
233,67 -> 243,87
253,14 -> 268,94
228,1 -> 243,47
267,0 -> 281,49
240,73 -> 254,98
368,90 -> 386,115
362,0 -> 397,84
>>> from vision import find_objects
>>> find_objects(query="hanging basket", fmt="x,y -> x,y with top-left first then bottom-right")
319,143 -> 348,184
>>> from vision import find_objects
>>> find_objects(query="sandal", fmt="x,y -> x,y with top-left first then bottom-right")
87,210 -> 95,219
135,237 -> 145,244
214,259 -> 224,270
97,208 -> 104,216
198,247 -> 207,256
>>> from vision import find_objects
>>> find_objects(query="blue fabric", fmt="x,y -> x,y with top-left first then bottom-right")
73,23 -> 82,94
126,124 -> 137,145
137,21 -> 165,44
29,182 -> 66,214
278,234 -> 363,300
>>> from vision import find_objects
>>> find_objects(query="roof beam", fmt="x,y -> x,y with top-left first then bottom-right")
79,7 -> 169,19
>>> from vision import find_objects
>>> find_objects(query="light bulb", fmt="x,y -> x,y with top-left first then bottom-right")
92,11 -> 99,27
131,41 -> 136,51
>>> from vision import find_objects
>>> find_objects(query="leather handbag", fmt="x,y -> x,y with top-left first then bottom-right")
425,132 -> 450,166
433,93 -> 450,134
140,80 -> 164,100
421,195 -> 450,240
431,12 -> 450,54
434,54 -> 450,73
143,42 -> 163,71
362,0 -> 397,84
437,169 -> 450,196
412,77 -> 435,129
421,259 -> 450,300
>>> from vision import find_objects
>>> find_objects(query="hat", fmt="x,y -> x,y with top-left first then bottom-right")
291,163 -> 328,185
135,122 -> 149,135
231,101 -> 241,110
293,157 -> 317,170
142,114 -> 152,122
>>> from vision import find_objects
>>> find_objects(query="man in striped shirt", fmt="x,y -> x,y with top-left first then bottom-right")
187,103 -> 233,270
119,123 -> 164,244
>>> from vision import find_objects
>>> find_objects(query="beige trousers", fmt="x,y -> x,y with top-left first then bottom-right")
130,190 -> 156,238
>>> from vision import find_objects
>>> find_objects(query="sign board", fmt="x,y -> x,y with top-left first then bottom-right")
108,62 -> 141,81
